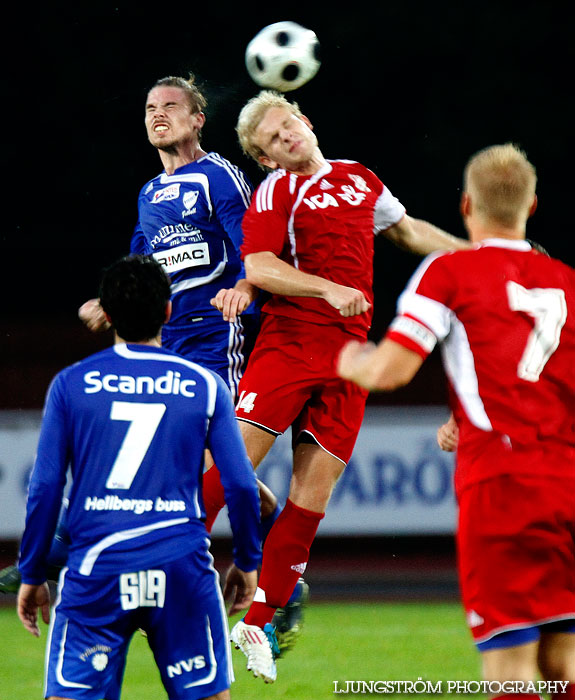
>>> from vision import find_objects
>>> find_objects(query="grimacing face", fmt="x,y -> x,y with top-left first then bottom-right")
145,86 -> 203,151
253,106 -> 318,172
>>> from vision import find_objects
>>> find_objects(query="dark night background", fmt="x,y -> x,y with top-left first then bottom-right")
3,2 -> 574,409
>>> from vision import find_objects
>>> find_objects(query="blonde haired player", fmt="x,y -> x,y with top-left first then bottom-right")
209,89 -> 470,682
338,144 -> 575,700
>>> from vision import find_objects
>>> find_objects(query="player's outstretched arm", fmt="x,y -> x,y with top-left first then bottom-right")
383,215 -> 470,256
17,582 -> 51,637
78,298 -> 111,332
244,251 -> 370,317
337,337 -> 424,391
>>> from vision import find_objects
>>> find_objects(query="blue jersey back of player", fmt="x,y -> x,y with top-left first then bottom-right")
23,344 -> 229,578
131,153 -> 253,327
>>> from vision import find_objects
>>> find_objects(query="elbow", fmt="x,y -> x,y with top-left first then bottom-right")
243,256 -> 262,287
375,372 -> 411,392
371,363 -> 415,392
244,267 -> 263,286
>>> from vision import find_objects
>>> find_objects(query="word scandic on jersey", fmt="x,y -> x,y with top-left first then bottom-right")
241,159 -> 406,337
18,343 -> 261,581
131,153 -> 253,327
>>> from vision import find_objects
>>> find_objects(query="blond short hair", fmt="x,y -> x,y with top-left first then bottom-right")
236,90 -> 303,163
464,143 -> 537,226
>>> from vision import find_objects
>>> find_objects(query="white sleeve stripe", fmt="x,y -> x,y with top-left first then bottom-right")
205,153 -> 252,207
255,172 -> 284,212
389,316 -> 437,354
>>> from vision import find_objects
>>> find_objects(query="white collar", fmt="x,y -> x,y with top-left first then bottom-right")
476,238 -> 532,252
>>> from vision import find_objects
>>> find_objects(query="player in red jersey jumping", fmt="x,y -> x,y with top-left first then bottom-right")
338,143 -> 575,700
208,90 -> 469,682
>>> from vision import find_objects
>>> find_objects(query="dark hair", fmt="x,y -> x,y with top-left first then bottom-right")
99,255 -> 171,341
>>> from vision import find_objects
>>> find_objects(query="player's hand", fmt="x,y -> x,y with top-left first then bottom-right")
336,339 -> 379,389
210,288 -> 251,322
222,564 -> 258,616
324,283 -> 371,317
437,414 -> 459,452
78,298 -> 111,332
17,582 -> 51,637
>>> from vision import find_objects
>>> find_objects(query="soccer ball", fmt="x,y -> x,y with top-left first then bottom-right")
245,21 -> 321,93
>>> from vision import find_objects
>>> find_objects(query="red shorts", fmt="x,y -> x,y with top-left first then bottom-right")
457,473 -> 575,645
235,314 -> 368,464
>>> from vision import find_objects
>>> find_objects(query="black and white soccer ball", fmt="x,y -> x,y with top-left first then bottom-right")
245,21 -> 321,92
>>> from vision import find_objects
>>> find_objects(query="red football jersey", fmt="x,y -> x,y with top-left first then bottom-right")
385,239 -> 575,490
241,160 -> 406,338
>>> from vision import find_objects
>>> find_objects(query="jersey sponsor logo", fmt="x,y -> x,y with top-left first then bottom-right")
319,179 -> 334,190
348,174 -> 371,193
150,223 -> 200,249
153,242 -> 210,273
338,184 -> 367,205
167,656 -> 207,678
152,183 -> 181,203
83,369 -> 196,397
83,495 -> 186,515
120,570 -> 166,609
303,185 -> 366,210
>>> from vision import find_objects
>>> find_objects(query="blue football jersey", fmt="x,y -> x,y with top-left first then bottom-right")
19,343 -> 261,583
131,153 -> 254,328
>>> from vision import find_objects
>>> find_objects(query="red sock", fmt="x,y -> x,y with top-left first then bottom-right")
202,466 -> 226,532
244,498 -> 324,628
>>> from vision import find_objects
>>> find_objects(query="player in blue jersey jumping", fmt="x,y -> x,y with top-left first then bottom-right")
17,254 -> 261,700
77,75 -> 280,533
3,74 -> 305,652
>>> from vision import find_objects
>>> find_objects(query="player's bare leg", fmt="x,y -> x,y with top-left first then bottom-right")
481,640 -> 539,682
288,440 -> 346,512
538,631 -> 575,681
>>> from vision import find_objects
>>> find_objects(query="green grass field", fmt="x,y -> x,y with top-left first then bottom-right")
0,601 -> 483,699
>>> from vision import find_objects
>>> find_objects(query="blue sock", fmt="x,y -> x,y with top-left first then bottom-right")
259,504 -> 281,545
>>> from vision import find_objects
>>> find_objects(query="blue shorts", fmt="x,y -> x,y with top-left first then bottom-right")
46,547 -> 233,700
162,312 -> 260,401
477,618 -> 575,651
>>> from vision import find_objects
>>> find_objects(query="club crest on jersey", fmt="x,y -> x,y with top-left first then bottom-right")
183,190 -> 199,210
152,183 -> 181,203
182,189 -> 199,218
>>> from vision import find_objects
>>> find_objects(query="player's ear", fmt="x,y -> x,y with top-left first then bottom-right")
301,114 -> 313,130
258,154 -> 279,170
192,111 -> 206,130
528,194 -> 538,217
164,301 -> 172,324
460,192 -> 471,218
